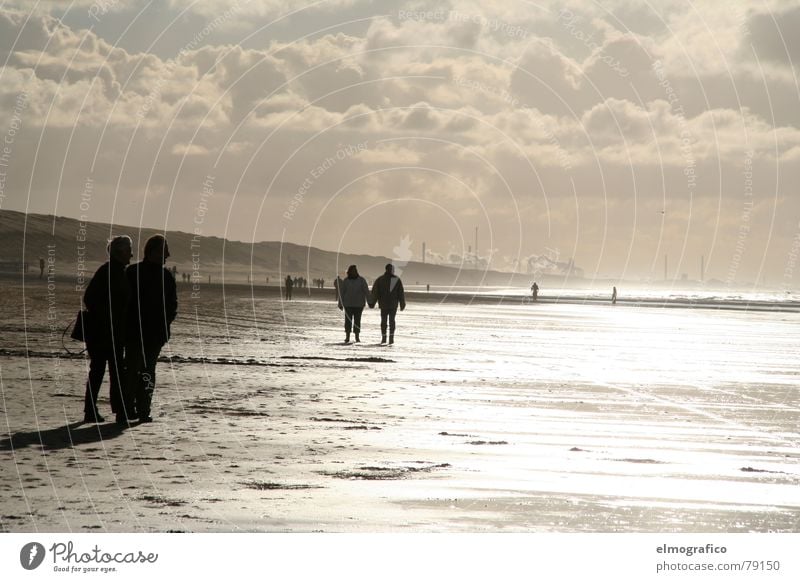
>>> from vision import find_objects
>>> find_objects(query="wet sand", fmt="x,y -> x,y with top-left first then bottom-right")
1,277 -> 799,532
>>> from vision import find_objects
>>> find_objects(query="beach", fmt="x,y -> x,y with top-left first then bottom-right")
1,277 -> 798,532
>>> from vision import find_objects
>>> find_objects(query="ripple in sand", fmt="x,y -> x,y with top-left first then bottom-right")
319,462 -> 451,480
241,481 -> 322,491
611,458 -> 666,464
740,466 -> 785,474
138,494 -> 187,507
467,440 -> 508,445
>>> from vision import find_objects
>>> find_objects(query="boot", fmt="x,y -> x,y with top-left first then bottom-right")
389,334 -> 394,344
354,333 -> 360,343
345,332 -> 351,344
381,335 -> 387,344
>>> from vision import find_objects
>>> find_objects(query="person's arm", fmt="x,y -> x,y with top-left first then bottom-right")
164,269 -> 178,325
398,279 -> 406,311
370,278 -> 379,308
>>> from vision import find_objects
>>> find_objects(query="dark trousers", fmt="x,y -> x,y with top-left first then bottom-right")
125,338 -> 163,418
344,307 -> 363,336
380,308 -> 397,338
285,287 -> 292,300
84,341 -> 126,415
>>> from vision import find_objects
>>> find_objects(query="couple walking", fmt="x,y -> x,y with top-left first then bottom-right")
337,263 -> 405,344
82,234 -> 178,425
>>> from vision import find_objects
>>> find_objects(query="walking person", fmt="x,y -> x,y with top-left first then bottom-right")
531,281 -> 539,301
284,275 -> 293,300
125,235 -> 177,424
612,286 -> 617,305
371,263 -> 406,344
82,235 -> 133,423
336,265 -> 371,343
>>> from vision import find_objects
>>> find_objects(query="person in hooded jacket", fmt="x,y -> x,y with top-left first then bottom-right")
370,263 -> 406,344
82,235 -> 133,423
125,235 -> 177,424
336,264 -> 371,343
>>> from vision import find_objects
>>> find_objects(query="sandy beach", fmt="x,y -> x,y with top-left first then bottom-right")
1,276 -> 798,532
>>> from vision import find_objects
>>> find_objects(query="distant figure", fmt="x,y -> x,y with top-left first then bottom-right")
126,235 -> 178,424
285,275 -> 293,300
531,282 -> 539,301
320,278 -> 325,289
38,257 -> 44,279
426,283 -> 430,292
612,286 -> 617,305
337,265 -> 371,343
82,236 -> 133,424
171,265 -> 177,278
371,263 -> 406,344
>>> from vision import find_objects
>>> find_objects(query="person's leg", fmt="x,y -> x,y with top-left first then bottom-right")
344,307 -> 353,341
83,343 -> 107,420
388,309 -> 397,343
107,340 -> 125,414
137,341 -> 162,422
124,339 -> 145,423
380,310 -> 388,343
353,307 -> 363,341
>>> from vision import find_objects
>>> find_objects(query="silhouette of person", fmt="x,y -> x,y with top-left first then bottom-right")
125,235 -> 177,424
371,263 -> 406,344
284,275 -> 293,300
612,286 -> 617,305
82,235 -> 132,424
39,257 -> 44,279
531,282 -> 539,301
337,265 -> 370,343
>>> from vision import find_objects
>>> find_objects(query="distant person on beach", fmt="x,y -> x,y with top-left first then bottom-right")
531,282 -> 539,301
82,235 -> 132,424
39,257 -> 44,279
125,235 -> 177,424
337,265 -> 371,343
371,263 -> 406,344
284,275 -> 293,300
612,286 -> 617,305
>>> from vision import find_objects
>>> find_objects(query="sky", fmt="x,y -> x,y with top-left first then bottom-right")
0,0 -> 799,284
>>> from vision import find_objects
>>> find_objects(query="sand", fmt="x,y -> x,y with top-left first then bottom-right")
1,276 -> 799,532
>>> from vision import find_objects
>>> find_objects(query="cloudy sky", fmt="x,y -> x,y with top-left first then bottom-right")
1,0 -> 799,283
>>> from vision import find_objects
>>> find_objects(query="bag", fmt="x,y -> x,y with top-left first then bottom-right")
70,310 -> 90,342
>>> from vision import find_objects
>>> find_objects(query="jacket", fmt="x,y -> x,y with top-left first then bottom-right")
83,259 -> 129,345
126,261 -> 178,345
337,275 -> 370,308
371,273 -> 405,311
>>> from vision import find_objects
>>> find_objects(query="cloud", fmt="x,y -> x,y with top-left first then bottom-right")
1,3 -> 799,282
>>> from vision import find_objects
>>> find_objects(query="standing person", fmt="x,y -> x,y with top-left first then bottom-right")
284,275 -> 293,300
371,263 -> 406,344
82,235 -> 133,423
126,235 -> 177,424
38,257 -> 45,279
336,265 -> 371,343
612,286 -> 617,305
531,282 -> 539,301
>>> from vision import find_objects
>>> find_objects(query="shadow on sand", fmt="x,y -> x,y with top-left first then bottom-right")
0,421 -> 128,452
